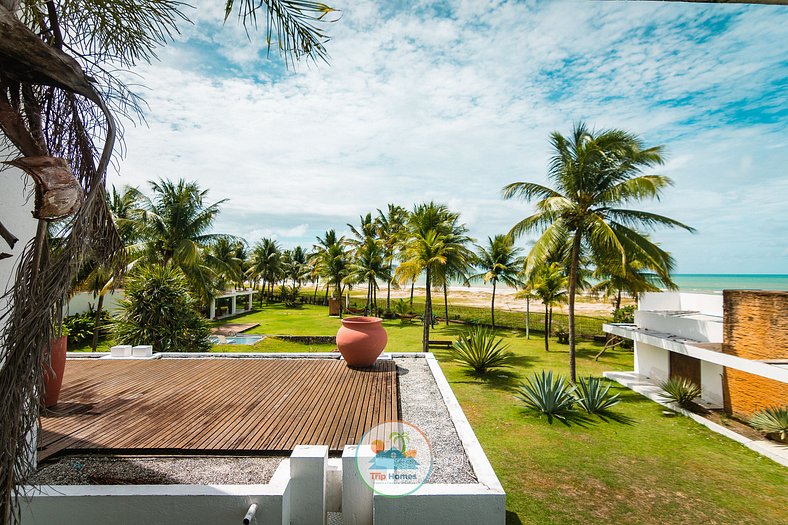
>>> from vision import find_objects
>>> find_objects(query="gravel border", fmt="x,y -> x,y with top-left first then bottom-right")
395,357 -> 477,484
30,456 -> 282,485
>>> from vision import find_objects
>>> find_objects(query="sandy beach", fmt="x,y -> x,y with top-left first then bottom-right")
380,285 -> 630,318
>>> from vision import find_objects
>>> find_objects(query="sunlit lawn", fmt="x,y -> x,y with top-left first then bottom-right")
73,303 -> 788,523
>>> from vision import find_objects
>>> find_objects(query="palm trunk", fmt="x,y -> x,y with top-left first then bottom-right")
91,294 -> 105,352
386,264 -> 392,312
338,284 -> 344,319
443,282 -> 449,326
313,277 -> 319,302
491,280 -> 496,329
544,302 -> 549,352
410,280 -> 415,307
324,282 -> 330,304
568,230 -> 582,383
525,296 -> 530,339
615,289 -> 622,312
549,306 -> 553,336
422,269 -> 431,353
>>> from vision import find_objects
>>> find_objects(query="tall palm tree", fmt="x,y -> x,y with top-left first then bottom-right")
322,242 -> 351,317
375,204 -> 407,313
247,238 -> 283,304
137,178 -> 236,306
397,202 -> 473,352
211,237 -> 245,291
348,237 -> 388,315
471,234 -> 524,329
592,246 -> 677,311
312,229 -> 343,304
435,214 -> 475,327
503,122 -> 694,382
531,262 -> 568,352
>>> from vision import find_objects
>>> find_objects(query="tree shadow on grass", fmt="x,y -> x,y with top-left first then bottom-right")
440,355 -> 539,392
506,510 -> 524,525
594,409 -> 637,425
516,408 -> 596,428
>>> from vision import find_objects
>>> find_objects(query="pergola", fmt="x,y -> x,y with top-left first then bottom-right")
209,290 -> 256,320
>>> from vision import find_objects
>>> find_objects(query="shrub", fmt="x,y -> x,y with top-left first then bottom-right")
555,326 -> 569,344
114,264 -> 211,353
612,305 -> 636,324
516,370 -> 576,422
451,326 -> 513,374
658,377 -> 702,408
750,406 -> 788,441
574,376 -> 621,413
63,308 -> 113,347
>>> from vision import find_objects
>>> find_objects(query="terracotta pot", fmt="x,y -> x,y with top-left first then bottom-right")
336,316 -> 387,368
43,335 -> 67,408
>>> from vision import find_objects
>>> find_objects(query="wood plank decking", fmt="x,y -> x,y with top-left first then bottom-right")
39,358 -> 399,462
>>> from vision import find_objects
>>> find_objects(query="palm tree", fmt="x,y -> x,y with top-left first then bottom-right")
322,242 -> 351,317
435,214 -> 475,327
136,178 -> 237,306
397,203 -> 473,352
503,122 -> 694,382
375,204 -> 407,313
471,235 -> 524,329
211,237 -> 245,291
592,248 -> 677,311
531,262 -> 568,352
347,237 -> 388,315
312,229 -> 343,304
247,238 -> 282,304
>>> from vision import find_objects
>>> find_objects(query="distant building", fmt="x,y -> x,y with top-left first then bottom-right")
604,290 -> 787,418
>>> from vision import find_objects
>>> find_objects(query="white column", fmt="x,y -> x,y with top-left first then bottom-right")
231,295 -> 236,316
290,445 -> 328,525
342,445 -> 374,525
209,298 -> 215,319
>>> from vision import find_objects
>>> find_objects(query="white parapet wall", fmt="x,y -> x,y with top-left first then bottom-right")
639,292 -> 723,317
65,290 -> 125,316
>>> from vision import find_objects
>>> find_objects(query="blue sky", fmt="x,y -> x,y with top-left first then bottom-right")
110,0 -> 788,274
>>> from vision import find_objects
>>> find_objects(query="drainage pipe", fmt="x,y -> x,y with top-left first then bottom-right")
243,503 -> 258,524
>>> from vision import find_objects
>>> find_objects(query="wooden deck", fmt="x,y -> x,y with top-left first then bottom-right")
39,358 -> 399,461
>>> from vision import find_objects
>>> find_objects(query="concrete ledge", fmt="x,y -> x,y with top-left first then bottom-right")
604,371 -> 788,468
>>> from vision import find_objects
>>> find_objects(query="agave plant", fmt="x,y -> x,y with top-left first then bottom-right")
658,377 -> 702,408
451,326 -> 513,374
516,370 -> 576,422
750,406 -> 788,441
574,376 -> 621,414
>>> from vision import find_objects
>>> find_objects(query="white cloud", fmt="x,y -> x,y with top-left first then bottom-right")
108,1 -> 788,273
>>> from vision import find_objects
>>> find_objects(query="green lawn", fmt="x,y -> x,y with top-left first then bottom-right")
216,304 -> 787,524
71,303 -> 787,523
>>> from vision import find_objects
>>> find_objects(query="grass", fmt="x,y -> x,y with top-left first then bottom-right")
68,303 -> 787,524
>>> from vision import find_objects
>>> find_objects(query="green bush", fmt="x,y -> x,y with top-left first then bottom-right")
613,305 -> 636,324
63,308 -> 112,347
658,377 -> 701,408
750,406 -> 788,441
114,264 -> 211,352
451,326 -> 513,374
574,376 -> 621,413
516,370 -> 576,422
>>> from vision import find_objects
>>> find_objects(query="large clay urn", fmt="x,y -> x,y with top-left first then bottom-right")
43,335 -> 67,408
336,316 -> 387,368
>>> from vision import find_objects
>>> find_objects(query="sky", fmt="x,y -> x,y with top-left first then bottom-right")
108,0 -> 788,274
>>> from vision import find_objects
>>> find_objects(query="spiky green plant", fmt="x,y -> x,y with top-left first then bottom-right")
574,376 -> 621,413
658,377 -> 702,408
516,370 -> 576,422
114,264 -> 211,353
451,326 -> 513,374
750,406 -> 788,441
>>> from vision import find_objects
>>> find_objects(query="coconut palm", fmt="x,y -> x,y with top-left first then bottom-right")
592,248 -> 677,311
312,229 -> 343,303
471,235 -> 524,329
531,262 -> 568,352
322,242 -> 351,317
375,204 -> 407,313
434,215 -> 475,327
211,237 -> 245,291
397,203 -> 473,352
503,122 -> 694,382
347,237 -> 388,315
247,238 -> 282,303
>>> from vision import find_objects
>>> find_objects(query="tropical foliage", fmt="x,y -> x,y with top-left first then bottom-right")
574,376 -> 621,413
504,122 -> 694,382
114,264 -> 212,353
530,262 -> 567,352
750,406 -> 788,441
471,234 -> 523,329
658,377 -> 702,408
516,370 -> 577,422
451,326 -> 514,374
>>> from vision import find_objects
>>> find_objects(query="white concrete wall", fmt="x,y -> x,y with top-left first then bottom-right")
65,290 -> 125,316
634,342 -> 670,381
639,292 -> 723,317
700,360 -> 725,407
0,148 -> 39,334
634,311 -> 723,343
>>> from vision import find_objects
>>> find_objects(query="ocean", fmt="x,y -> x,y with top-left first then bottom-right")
436,274 -> 788,294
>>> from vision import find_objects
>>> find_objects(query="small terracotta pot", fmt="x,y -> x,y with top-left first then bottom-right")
43,335 -> 67,407
336,316 -> 387,368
